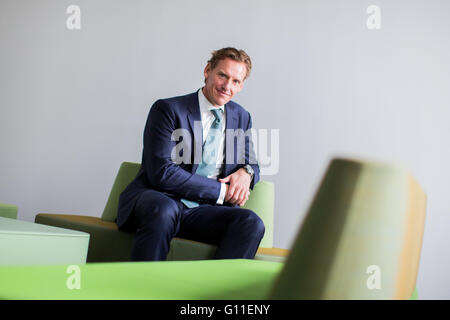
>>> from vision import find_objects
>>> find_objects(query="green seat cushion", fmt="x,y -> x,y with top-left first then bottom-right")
0,259 -> 283,300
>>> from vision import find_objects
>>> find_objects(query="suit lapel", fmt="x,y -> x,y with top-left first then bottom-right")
187,92 -> 203,173
224,103 -> 239,177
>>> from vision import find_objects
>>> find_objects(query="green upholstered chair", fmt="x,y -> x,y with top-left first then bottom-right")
35,162 -> 282,263
0,203 -> 18,219
2,158 -> 424,299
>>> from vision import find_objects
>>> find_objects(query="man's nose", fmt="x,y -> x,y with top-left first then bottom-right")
223,79 -> 232,91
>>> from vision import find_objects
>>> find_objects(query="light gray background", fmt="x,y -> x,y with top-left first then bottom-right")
1,0 -> 448,299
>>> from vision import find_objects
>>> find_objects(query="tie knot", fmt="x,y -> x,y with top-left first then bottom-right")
210,108 -> 223,122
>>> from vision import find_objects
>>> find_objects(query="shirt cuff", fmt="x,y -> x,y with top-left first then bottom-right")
216,182 -> 227,205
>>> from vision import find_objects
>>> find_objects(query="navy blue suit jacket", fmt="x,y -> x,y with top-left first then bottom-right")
117,90 -> 260,229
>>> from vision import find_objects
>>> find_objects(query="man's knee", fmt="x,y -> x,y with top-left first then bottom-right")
134,191 -> 179,230
236,209 -> 265,239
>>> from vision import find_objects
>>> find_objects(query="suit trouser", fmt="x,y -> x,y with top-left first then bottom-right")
124,189 -> 265,261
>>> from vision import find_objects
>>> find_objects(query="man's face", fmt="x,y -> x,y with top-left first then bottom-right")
203,58 -> 246,107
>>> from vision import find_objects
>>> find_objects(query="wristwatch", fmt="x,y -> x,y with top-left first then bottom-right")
243,165 -> 254,180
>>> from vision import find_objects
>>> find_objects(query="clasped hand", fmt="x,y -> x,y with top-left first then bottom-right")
218,168 -> 251,207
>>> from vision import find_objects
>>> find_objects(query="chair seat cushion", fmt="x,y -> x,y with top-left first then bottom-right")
34,214 -> 286,262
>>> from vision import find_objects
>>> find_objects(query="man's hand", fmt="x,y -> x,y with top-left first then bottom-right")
219,168 -> 252,206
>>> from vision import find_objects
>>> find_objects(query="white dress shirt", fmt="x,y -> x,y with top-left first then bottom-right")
198,88 -> 227,205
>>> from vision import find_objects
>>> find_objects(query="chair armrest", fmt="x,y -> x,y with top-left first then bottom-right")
255,247 -> 290,263
36,213 -> 118,230
35,213 -> 134,262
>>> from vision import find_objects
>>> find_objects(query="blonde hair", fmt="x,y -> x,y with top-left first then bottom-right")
207,47 -> 252,80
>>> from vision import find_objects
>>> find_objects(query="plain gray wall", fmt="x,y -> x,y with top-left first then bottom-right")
1,0 -> 449,299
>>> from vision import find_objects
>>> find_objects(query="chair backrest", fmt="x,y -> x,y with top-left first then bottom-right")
269,158 -> 426,299
101,162 -> 141,222
100,162 -> 275,248
242,181 -> 274,248
0,203 -> 18,219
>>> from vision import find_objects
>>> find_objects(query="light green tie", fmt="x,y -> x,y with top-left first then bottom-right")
181,108 -> 223,208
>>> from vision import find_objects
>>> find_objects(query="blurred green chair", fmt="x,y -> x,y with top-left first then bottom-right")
0,203 -> 18,219
269,158 -> 426,299
35,162 -> 283,263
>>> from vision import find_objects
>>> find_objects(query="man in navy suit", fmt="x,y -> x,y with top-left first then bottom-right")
117,47 -> 264,261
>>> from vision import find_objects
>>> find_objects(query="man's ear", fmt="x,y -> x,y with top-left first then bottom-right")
204,63 -> 211,80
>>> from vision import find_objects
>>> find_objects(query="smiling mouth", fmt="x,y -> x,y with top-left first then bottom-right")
217,89 -> 229,97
